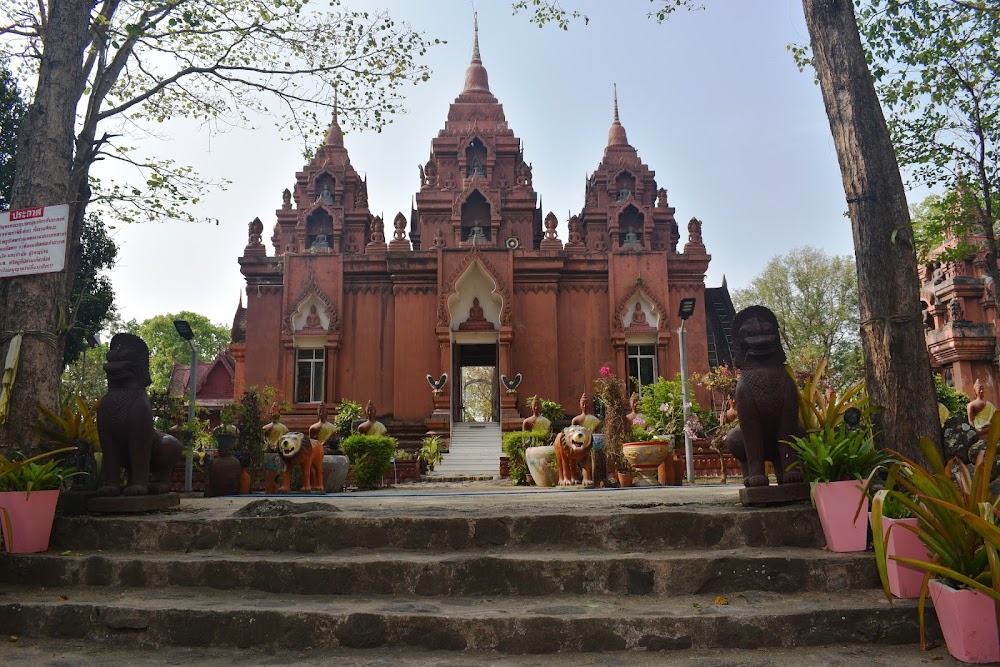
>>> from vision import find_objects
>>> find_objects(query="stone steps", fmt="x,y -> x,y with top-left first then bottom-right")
1,547 -> 878,596
44,504 -> 825,553
0,586 -> 931,653
436,424 -> 502,476
0,494 -> 944,656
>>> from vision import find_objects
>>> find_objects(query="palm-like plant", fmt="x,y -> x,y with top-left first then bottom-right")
792,359 -> 874,433
34,394 -> 101,452
870,413 -> 1000,647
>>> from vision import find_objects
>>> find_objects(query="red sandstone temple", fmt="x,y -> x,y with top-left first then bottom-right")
231,23 -> 734,470
920,229 -> 1000,405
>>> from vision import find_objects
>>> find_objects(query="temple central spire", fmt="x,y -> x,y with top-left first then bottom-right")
608,83 -> 629,147
463,13 -> 491,93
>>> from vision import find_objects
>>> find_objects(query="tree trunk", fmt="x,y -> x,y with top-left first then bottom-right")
802,0 -> 942,462
0,0 -> 92,451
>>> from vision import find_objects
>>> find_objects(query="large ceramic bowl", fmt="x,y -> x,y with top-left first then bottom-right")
525,445 -> 558,487
622,440 -> 672,486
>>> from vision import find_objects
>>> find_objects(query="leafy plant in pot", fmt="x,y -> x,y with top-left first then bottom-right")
869,415 -> 1000,664
0,448 -> 78,553
785,420 -> 896,552
419,434 -> 444,473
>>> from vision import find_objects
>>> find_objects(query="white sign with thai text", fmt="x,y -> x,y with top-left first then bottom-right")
0,204 -> 70,278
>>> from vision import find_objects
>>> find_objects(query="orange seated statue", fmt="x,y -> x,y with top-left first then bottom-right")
276,432 -> 324,493
553,424 -> 595,487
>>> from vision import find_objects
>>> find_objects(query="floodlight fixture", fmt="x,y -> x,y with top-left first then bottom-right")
678,297 -> 697,321
174,319 -> 195,341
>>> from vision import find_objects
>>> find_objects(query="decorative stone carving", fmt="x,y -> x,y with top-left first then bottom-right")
96,334 -> 182,497
247,217 -> 264,251
686,217 -> 704,248
370,215 -> 385,243
627,302 -> 655,332
540,212 -> 563,251
431,227 -> 446,248
516,160 -> 532,187
724,306 -> 804,489
282,188 -> 292,209
392,213 -> 407,241
276,432 -> 324,493
458,297 -> 495,331
358,400 -> 388,436
657,187 -> 668,208
554,425 -> 595,487
949,297 -> 966,323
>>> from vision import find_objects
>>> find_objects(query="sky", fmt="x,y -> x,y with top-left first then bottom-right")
100,0 -> 906,332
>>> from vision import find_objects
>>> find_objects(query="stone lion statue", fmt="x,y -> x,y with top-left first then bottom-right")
276,432 -> 324,493
96,333 -> 182,497
553,424 -> 595,487
724,306 -> 804,488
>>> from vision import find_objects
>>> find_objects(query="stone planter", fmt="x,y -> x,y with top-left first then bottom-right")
622,440 -> 672,486
872,515 -> 929,599
929,579 -> 1000,663
323,454 -> 349,493
814,480 -> 868,552
525,445 -> 558,487
0,489 -> 59,553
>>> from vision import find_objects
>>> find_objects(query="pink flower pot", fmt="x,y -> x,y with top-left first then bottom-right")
871,515 -> 929,599
929,579 -> 1000,664
813,480 -> 867,552
0,489 -> 59,553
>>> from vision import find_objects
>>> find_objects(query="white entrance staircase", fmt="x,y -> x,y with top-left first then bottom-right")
428,422 -> 502,478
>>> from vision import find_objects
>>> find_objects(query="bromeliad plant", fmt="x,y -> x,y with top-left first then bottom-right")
792,359 -> 875,433
785,422 -> 896,483
870,413 -> 1000,647
872,414 -> 1000,647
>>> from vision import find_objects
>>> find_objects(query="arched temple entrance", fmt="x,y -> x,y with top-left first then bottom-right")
448,261 -> 502,423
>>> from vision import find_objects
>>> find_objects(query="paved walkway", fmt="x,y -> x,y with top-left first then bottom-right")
178,480 -> 745,520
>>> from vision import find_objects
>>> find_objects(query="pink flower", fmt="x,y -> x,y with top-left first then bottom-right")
659,403 -> 671,413
599,365 -> 612,377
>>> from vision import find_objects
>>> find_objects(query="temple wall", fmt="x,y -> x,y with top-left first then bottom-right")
243,286 -> 284,398
339,288 -> 394,413
556,287 -> 613,411
391,290 -> 438,420
510,288 -> 560,408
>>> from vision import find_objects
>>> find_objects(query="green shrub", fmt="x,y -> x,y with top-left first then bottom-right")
785,424 -> 896,483
934,373 -> 970,420
342,434 -> 396,489
526,395 -> 564,422
335,399 -> 365,438
502,430 -> 548,485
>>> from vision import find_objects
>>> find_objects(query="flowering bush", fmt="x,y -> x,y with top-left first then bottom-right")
692,364 -> 739,399
645,401 -> 676,437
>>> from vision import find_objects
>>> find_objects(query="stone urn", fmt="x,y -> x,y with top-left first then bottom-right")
524,445 -> 558,487
323,454 -> 350,493
623,439 -> 673,486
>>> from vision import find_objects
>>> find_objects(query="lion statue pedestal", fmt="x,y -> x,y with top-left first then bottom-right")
725,306 -> 810,507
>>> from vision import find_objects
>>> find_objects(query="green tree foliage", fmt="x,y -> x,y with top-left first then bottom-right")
63,214 -> 118,368
123,312 -> 230,392
0,0 -> 437,450
61,341 -> 110,402
733,246 -> 864,389
0,58 -> 26,209
857,0 -> 1000,284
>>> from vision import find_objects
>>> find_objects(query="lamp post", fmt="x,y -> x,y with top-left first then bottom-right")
173,320 -> 197,493
676,297 -> 697,484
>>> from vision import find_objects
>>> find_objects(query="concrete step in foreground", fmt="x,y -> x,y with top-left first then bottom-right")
0,586 -> 935,653
1,547 -> 878,597
0,497 -> 944,657
0,637 -> 967,666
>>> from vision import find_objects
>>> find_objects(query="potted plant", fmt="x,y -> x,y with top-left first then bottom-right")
785,422 -> 896,552
341,433 -> 396,489
869,418 -> 1000,664
213,404 -> 239,453
0,447 -> 78,553
419,434 -> 444,473
867,485 -> 926,599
